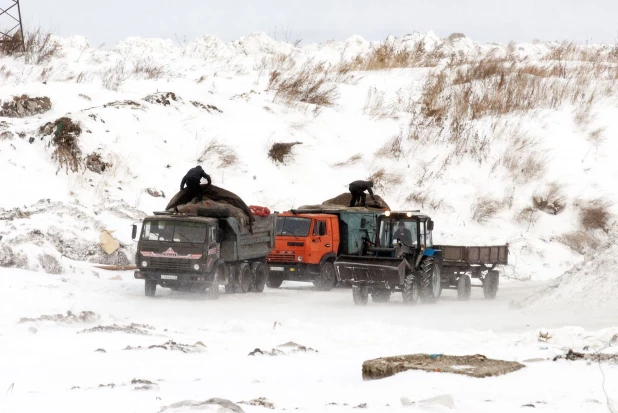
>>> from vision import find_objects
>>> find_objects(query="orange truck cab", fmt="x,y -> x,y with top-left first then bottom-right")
266,208 -> 383,290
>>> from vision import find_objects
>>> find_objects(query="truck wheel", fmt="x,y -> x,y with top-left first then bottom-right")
402,274 -> 419,305
315,262 -> 336,291
419,257 -> 441,304
352,285 -> 368,306
371,289 -> 391,303
206,266 -> 221,300
238,263 -> 252,293
266,273 -> 283,289
251,262 -> 268,293
483,270 -> 499,299
145,280 -> 157,297
457,274 -> 472,301
225,284 -> 235,294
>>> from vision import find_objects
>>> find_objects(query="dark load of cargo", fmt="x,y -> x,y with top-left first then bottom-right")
333,211 -> 508,305
298,192 -> 390,211
132,185 -> 276,298
266,207 -> 384,290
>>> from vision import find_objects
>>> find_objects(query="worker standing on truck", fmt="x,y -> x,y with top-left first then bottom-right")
348,180 -> 376,207
180,165 -> 212,202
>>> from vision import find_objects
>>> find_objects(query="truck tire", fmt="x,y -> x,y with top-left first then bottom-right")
238,263 -> 252,293
225,284 -> 236,294
266,273 -> 283,289
251,262 -> 268,293
402,274 -> 419,305
457,274 -> 472,301
145,280 -> 157,297
352,285 -> 368,306
315,262 -> 336,291
371,289 -> 391,303
483,270 -> 499,299
206,266 -> 221,300
419,256 -> 441,304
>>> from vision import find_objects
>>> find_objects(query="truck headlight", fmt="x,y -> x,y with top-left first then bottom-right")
193,264 -> 200,271
141,261 -> 148,268
297,256 -> 303,262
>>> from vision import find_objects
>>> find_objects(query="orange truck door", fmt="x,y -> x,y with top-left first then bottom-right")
309,219 -> 332,264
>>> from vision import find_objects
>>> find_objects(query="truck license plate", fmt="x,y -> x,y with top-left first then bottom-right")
161,275 -> 177,280
270,266 -> 284,271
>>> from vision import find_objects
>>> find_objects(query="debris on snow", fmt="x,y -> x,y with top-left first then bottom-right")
19,310 -> 99,324
248,342 -> 318,356
268,141 -> 302,165
40,117 -> 83,174
79,323 -> 154,335
85,152 -> 112,174
191,101 -> 223,113
0,95 -> 52,118
99,230 -> 120,255
146,188 -> 166,198
103,100 -> 143,110
124,340 -> 206,353
362,354 -> 524,380
0,131 -> 13,140
145,92 -> 178,106
159,398 -> 245,413
37,253 -> 62,274
238,397 -> 275,409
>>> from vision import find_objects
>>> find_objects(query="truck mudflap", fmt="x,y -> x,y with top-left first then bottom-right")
334,255 -> 410,285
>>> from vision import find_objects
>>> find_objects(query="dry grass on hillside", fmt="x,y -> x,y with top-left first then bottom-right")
197,140 -> 239,169
268,141 -> 302,165
268,62 -> 339,107
331,153 -> 363,168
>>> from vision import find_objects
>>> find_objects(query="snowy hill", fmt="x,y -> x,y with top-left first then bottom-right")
1,31 -> 617,279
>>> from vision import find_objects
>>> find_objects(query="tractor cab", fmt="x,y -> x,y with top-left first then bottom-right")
368,211 -> 435,260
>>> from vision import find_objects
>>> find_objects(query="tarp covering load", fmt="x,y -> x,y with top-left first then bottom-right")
299,193 -> 390,211
165,184 -> 255,230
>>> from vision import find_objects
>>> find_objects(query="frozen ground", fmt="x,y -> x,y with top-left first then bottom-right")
1,268 -> 617,413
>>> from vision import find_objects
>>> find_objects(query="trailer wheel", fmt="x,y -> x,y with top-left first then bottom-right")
371,289 -> 391,303
238,263 -> 252,293
145,280 -> 157,297
483,270 -> 499,299
419,257 -> 441,304
457,274 -> 472,301
352,285 -> 368,306
402,274 -> 419,305
266,273 -> 283,289
315,262 -> 336,291
251,262 -> 268,293
206,266 -> 221,300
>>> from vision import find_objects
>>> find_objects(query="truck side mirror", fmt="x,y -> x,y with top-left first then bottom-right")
319,221 -> 327,236
427,220 -> 434,231
132,224 -> 137,240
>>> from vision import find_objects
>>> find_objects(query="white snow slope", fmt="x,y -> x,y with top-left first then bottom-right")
1,32 -> 618,412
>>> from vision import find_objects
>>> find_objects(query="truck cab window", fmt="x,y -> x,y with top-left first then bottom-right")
313,220 -> 327,236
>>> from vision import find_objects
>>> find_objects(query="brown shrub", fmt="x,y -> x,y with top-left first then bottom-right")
350,39 -> 446,71
470,197 -> 504,223
556,231 -> 601,254
375,132 -> 406,160
132,58 -> 167,80
85,152 -> 112,174
40,117 -> 82,174
268,142 -> 302,165
331,153 -> 363,168
516,207 -> 540,230
268,64 -> 338,107
532,183 -> 566,215
579,198 -> 612,231
197,140 -> 239,169
367,168 -> 403,193
23,28 -> 61,65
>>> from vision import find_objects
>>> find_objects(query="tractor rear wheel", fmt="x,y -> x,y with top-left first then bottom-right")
457,274 -> 472,301
402,274 -> 419,305
315,262 -> 337,291
419,256 -> 442,304
483,270 -> 499,299
352,285 -> 368,306
371,289 -> 391,303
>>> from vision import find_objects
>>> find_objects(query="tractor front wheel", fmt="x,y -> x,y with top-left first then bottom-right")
352,285 -> 369,306
419,257 -> 442,304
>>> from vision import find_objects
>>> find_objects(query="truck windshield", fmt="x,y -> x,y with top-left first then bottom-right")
141,220 -> 208,243
379,219 -> 417,247
276,217 -> 311,237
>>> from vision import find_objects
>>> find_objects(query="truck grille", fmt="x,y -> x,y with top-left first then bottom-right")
267,252 -> 295,263
148,258 -> 194,272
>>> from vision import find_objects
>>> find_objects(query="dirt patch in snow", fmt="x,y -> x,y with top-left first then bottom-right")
79,323 -> 154,335
124,340 -> 206,353
103,100 -> 144,110
362,353 -> 524,380
19,311 -> 99,324
248,341 -> 318,356
516,240 -> 618,310
145,92 -> 178,106
0,95 -> 52,118
238,397 -> 274,409
191,101 -> 222,113
38,253 -> 62,274
85,152 -> 112,174
159,398 -> 244,413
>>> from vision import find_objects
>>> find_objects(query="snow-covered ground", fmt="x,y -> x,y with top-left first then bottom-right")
1,31 -> 618,412
1,268 -> 617,413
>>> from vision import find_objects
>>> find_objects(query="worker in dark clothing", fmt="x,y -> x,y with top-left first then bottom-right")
393,221 -> 413,246
180,165 -> 211,202
348,180 -> 376,207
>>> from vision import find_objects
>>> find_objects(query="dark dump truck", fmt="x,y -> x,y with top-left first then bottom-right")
334,211 -> 508,305
132,208 -> 277,298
